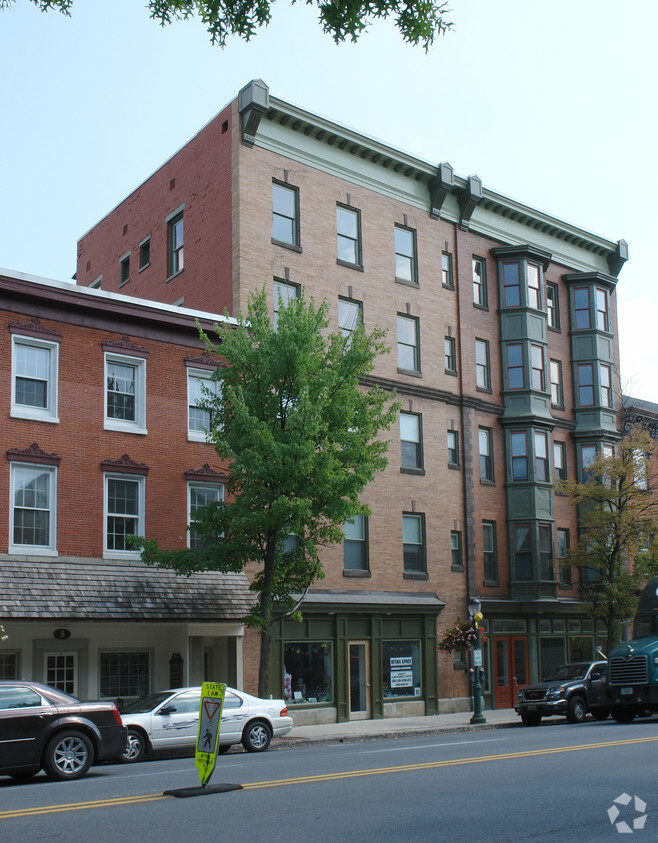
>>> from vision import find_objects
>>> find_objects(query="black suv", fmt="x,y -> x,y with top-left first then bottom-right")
515,661 -> 609,726
0,680 -> 127,781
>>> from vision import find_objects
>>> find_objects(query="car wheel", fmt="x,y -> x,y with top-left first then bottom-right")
242,720 -> 272,752
120,729 -> 147,763
611,706 -> 636,724
217,744 -> 232,755
520,713 -> 542,727
566,696 -> 587,724
42,730 -> 93,781
590,708 -> 610,721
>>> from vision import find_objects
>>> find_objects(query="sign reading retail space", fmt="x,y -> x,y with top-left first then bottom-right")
195,682 -> 226,787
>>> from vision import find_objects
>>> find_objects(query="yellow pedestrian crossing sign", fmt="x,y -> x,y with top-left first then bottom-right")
195,682 -> 226,786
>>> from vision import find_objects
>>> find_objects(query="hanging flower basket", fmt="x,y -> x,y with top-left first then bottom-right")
437,619 -> 486,653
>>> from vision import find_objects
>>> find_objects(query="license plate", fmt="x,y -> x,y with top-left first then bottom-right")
526,704 -> 537,711
621,687 -> 633,695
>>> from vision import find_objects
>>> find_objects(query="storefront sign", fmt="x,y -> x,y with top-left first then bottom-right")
390,670 -> 413,687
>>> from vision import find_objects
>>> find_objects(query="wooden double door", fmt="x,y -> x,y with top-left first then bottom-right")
493,636 -> 528,709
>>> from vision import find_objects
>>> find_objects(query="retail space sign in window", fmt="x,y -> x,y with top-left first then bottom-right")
283,642 -> 333,704
383,641 -> 421,698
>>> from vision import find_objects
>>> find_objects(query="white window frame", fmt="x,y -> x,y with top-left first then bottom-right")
187,368 -> 221,442
104,353 -> 147,434
9,462 -> 57,555
103,473 -> 145,559
11,335 -> 59,423
187,482 -> 224,549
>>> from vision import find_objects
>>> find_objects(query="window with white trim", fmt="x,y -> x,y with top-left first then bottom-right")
104,354 -> 147,433
188,368 -> 221,441
104,474 -> 145,558
188,482 -> 224,549
9,463 -> 57,555
11,336 -> 59,423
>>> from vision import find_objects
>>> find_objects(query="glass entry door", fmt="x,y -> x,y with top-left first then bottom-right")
493,637 -> 527,709
348,641 -> 371,720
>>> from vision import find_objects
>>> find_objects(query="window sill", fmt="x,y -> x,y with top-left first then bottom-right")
403,571 -> 428,580
480,478 -> 495,486
138,263 -> 150,273
397,367 -> 422,378
188,432 -> 213,443
104,421 -> 148,435
119,279 -> 130,288
395,277 -> 419,289
271,238 -> 302,253
445,369 -> 458,377
558,583 -> 574,591
343,569 -> 371,578
8,546 -> 57,557
10,409 -> 59,424
483,579 -> 499,588
165,269 -> 184,283
400,466 -> 425,476
336,259 -> 363,272
451,565 -> 464,573
473,303 -> 489,311
448,463 -> 461,471
548,325 -> 561,333
476,386 -> 493,395
103,551 -> 142,561
442,283 -> 455,291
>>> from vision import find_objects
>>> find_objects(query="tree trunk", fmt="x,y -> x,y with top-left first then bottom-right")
257,540 -> 276,699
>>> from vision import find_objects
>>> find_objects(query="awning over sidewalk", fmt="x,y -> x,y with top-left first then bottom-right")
0,558 -> 254,622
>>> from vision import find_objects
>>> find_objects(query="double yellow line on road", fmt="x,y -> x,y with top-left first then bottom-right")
3,735 -> 657,819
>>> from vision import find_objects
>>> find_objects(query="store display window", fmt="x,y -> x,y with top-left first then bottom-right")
382,640 -> 421,698
283,642 -> 333,704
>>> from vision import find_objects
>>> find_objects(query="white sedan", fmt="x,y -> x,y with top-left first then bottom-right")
119,686 -> 292,762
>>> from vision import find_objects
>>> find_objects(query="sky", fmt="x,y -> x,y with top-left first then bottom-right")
1,0 -> 657,400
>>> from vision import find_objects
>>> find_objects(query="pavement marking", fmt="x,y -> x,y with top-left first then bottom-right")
2,735 -> 657,819
357,737 -> 509,754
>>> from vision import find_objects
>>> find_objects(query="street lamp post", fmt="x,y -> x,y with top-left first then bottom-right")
468,596 -> 486,724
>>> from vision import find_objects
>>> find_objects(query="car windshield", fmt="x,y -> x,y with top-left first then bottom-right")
545,664 -> 590,681
121,691 -> 175,713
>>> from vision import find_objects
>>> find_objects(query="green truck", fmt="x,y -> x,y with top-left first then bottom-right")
607,577 -> 658,722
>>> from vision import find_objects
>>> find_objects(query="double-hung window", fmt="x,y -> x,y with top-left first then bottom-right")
573,287 -> 591,329
557,528 -> 571,586
577,363 -> 594,406
338,298 -> 362,346
402,513 -> 425,574
475,339 -> 490,390
546,283 -> 559,328
479,427 -> 493,481
539,524 -> 553,579
188,483 -> 224,550
450,531 -> 463,569
506,343 -> 524,389
343,515 -> 368,571
10,463 -> 57,555
120,254 -> 130,285
167,210 -> 184,277
394,226 -> 417,284
531,344 -> 545,391
580,444 -> 596,481
447,430 -> 460,468
188,368 -> 221,441
104,474 -> 145,558
596,289 -> 609,331
444,336 -> 456,373
273,279 -> 299,329
600,364 -> 612,408
535,431 -> 549,482
483,521 -> 497,581
510,431 -> 528,481
554,441 -> 567,481
272,182 -> 299,246
442,252 -> 454,288
515,525 -> 532,580
139,237 -> 151,270
105,353 -> 147,433
473,257 -> 486,306
503,262 -> 521,306
397,314 -> 420,372
11,335 -> 59,422
527,264 -> 541,309
550,360 -> 563,407
400,412 -> 422,470
336,206 -> 361,266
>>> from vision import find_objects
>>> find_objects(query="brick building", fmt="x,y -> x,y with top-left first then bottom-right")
74,79 -> 629,720
0,269 -> 253,704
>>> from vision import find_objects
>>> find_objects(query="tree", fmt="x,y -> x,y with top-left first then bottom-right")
558,426 -> 658,656
2,0 -> 454,50
134,288 -> 398,697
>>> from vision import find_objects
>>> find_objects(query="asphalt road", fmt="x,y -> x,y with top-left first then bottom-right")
1,718 -> 656,841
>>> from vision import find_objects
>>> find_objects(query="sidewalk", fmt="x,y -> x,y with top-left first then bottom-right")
279,708 -> 520,748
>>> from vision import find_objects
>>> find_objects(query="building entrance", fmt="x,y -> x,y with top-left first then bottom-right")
348,641 -> 371,720
493,636 -> 528,709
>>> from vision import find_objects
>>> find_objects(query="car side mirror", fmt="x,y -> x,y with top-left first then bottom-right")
158,705 -> 177,715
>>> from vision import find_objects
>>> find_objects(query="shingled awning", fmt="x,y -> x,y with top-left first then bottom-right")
0,559 -> 254,623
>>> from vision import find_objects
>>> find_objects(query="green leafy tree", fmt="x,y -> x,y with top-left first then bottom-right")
134,288 -> 398,697
3,0 -> 453,50
558,426 -> 658,655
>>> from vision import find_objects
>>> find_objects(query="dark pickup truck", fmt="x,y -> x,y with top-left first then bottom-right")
515,661 -> 609,726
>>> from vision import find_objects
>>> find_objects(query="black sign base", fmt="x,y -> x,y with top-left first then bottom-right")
164,783 -> 243,798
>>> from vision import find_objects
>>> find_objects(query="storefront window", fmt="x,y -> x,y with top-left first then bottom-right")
382,640 -> 421,698
283,642 -> 333,704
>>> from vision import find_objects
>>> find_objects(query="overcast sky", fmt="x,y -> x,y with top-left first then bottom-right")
2,0 -> 657,400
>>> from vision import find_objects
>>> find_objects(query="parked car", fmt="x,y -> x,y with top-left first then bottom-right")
515,661 -> 609,726
0,680 -> 127,781
119,686 -> 293,762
